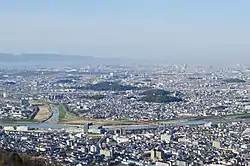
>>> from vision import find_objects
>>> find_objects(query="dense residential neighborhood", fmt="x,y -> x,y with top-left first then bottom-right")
1,0 -> 249,165
0,64 -> 250,165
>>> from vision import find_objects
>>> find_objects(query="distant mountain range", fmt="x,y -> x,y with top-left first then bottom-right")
0,53 -> 95,62
2,52 -> 247,68
0,53 -> 124,68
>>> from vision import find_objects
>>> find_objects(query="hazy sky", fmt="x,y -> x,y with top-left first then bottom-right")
0,0 -> 249,63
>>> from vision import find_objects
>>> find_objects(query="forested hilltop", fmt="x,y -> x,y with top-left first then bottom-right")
0,149 -> 55,166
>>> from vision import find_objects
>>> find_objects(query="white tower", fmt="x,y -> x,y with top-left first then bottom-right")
248,84 -> 250,101
2,92 -> 7,98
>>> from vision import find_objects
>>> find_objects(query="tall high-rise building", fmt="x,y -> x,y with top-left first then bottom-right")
2,92 -> 7,98
248,85 -> 250,101
212,141 -> 221,149
100,149 -> 114,158
151,149 -> 165,161
84,123 -> 89,134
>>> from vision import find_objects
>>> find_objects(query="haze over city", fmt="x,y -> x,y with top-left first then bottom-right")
0,0 -> 250,65
2,1 -> 250,166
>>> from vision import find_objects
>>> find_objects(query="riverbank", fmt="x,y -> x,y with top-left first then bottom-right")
59,112 -> 250,126
57,104 -> 76,122
0,119 -> 39,124
44,105 -> 59,123
1,108 -> 250,129
30,100 -> 52,122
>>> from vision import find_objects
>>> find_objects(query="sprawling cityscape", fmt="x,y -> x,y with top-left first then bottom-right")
0,63 -> 250,165
0,0 -> 249,165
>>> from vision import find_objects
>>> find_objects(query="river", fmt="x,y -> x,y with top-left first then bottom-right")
2,105 -> 250,130
44,105 -> 59,123
1,105 -> 75,129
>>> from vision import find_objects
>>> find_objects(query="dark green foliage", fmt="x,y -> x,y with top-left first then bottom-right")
223,78 -> 246,83
139,89 -> 183,103
3,81 -> 16,86
87,82 -> 137,91
0,149 -> 53,166
140,89 -> 171,96
140,95 -> 182,103
55,79 -> 73,84
188,77 -> 203,80
210,105 -> 227,110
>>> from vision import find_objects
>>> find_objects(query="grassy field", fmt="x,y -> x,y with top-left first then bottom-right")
30,99 -> 52,105
59,112 -> 250,126
30,100 -> 52,122
0,119 -> 38,124
60,117 -> 153,125
58,104 -> 77,122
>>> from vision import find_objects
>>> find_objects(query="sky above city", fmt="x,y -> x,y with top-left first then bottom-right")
0,0 -> 249,63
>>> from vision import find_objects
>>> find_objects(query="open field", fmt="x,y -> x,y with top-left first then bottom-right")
60,117 -> 154,125
59,112 -> 250,126
57,104 -> 77,122
34,105 -> 51,122
30,99 -> 52,105
30,100 -> 52,122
